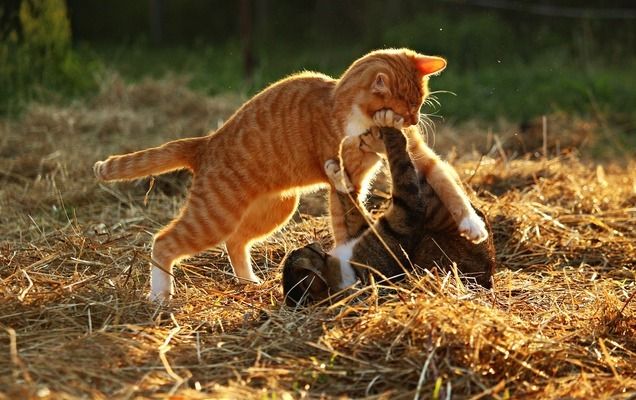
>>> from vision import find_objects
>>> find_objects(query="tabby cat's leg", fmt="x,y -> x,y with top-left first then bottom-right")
150,177 -> 251,301
225,192 -> 299,283
374,109 -> 488,243
348,128 -> 424,281
401,126 -> 487,243
379,127 -> 424,229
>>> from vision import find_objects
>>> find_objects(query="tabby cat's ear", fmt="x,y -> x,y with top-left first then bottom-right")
414,56 -> 447,76
372,72 -> 391,95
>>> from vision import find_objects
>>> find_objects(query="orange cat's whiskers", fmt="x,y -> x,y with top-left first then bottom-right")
424,94 -> 441,109
427,90 -> 456,99
417,114 -> 436,147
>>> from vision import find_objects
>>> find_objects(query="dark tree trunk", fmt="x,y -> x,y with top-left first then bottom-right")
240,0 -> 256,84
148,0 -> 162,46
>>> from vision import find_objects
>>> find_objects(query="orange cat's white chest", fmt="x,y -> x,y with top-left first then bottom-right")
345,105 -> 374,137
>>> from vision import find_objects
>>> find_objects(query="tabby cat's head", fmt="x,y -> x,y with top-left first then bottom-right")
282,243 -> 347,306
337,48 -> 446,132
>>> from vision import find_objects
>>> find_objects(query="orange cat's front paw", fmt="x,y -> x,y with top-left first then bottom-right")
373,109 -> 404,130
359,127 -> 386,154
458,213 -> 489,244
324,160 -> 354,193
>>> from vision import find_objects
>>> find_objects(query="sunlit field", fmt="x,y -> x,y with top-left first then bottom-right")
1,78 -> 634,399
2,1 -> 636,398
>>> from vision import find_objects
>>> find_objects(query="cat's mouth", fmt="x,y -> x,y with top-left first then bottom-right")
405,112 -> 419,127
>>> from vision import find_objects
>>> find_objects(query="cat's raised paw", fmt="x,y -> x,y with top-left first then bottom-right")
358,128 -> 386,154
324,159 -> 354,193
458,213 -> 489,244
374,109 -> 404,130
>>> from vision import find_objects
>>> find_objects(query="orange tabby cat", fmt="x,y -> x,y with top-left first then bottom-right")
94,48 -> 487,301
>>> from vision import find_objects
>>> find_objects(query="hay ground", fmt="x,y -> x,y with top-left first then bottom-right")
1,77 -> 635,399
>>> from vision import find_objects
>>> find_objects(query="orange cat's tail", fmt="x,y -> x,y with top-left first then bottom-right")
93,136 -> 205,181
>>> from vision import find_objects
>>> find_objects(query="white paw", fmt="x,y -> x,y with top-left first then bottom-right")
324,160 -> 354,193
150,266 -> 173,302
148,290 -> 172,303
236,273 -> 263,285
373,109 -> 404,130
458,213 -> 488,244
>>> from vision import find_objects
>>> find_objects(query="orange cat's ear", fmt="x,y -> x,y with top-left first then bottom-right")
414,56 -> 447,76
371,72 -> 391,95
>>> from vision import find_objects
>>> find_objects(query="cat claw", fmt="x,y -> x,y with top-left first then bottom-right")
324,160 -> 354,193
458,213 -> 489,244
374,109 -> 404,130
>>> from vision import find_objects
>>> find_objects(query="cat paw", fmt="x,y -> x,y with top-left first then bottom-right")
458,213 -> 489,244
359,127 -> 386,153
324,160 -> 354,193
373,109 -> 404,130
236,273 -> 263,285
147,290 -> 173,303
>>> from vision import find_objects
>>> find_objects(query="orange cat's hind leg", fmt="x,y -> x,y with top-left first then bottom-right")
149,179 -> 250,302
226,192 -> 299,283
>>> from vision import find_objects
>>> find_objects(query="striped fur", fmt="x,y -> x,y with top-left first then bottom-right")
282,127 -> 495,306
349,128 -> 495,287
94,49 -> 481,301
94,137 -> 204,181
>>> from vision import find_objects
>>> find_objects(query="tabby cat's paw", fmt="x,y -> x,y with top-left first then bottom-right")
373,109 -> 404,130
324,160 -> 354,193
458,213 -> 489,244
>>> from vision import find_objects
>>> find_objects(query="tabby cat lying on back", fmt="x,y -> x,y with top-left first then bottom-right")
94,48 -> 488,301
283,124 -> 496,306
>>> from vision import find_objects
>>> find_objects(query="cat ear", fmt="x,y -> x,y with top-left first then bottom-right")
372,72 -> 391,95
414,56 -> 447,76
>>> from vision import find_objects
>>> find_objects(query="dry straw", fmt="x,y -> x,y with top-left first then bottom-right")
1,77 -> 635,399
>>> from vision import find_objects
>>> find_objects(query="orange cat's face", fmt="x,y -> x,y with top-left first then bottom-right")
365,75 -> 425,127
338,49 -> 446,136
365,51 -> 446,127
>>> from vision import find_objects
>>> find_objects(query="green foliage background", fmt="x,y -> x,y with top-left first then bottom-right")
1,0 -> 635,128
0,0 -> 98,113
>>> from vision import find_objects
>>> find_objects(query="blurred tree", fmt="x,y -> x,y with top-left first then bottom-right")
240,0 -> 256,83
148,0 -> 163,45
62,0 -> 636,67
0,0 -> 95,113
0,0 -> 21,39
19,0 -> 72,60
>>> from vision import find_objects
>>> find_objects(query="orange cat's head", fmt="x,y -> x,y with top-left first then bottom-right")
336,48 -> 446,136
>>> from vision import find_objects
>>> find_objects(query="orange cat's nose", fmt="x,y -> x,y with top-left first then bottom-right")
405,113 -> 419,126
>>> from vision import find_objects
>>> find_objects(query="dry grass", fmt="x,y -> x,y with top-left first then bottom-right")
1,76 -> 635,399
